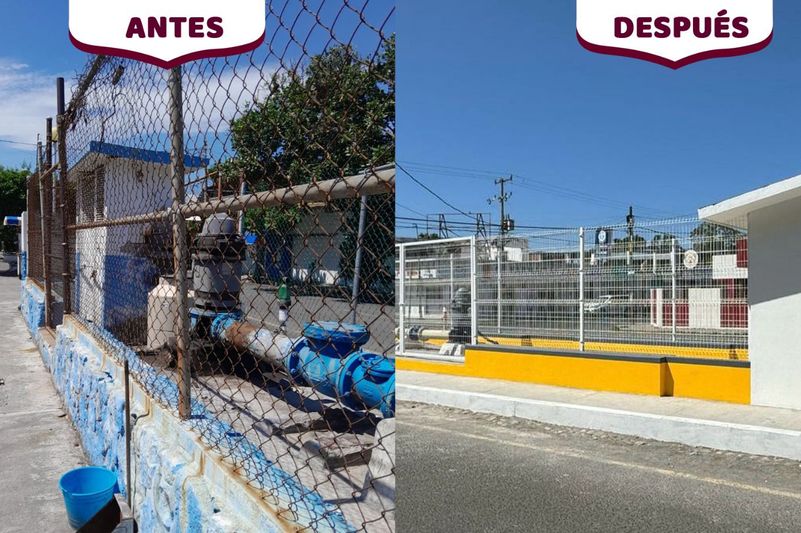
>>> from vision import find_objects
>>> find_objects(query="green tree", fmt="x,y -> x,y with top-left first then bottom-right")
690,222 -> 743,264
611,234 -> 646,255
648,233 -> 678,254
0,166 -> 29,251
220,36 -> 395,223
218,36 -> 395,298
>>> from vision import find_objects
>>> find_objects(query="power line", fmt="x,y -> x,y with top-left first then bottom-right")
400,160 -> 677,217
396,202 -> 426,217
0,138 -> 38,147
397,215 -> 572,231
397,163 -> 477,220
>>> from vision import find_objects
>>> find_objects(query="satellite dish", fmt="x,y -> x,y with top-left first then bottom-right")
683,249 -> 699,270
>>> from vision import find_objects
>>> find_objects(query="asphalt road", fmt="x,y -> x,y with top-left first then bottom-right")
397,402 -> 801,532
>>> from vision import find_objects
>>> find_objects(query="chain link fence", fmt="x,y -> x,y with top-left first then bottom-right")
25,173 -> 43,284
398,216 -> 748,361
25,1 -> 395,530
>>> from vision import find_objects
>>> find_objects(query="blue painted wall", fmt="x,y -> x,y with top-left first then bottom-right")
102,254 -> 157,333
20,281 -> 355,532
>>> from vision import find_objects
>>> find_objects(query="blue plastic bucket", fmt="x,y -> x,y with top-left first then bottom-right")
59,466 -> 118,529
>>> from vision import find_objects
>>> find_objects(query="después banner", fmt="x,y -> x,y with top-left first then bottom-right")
577,0 -> 773,69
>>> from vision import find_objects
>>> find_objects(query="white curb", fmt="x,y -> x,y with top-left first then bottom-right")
398,384 -> 801,461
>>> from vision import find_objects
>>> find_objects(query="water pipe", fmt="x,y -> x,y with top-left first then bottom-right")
210,314 -> 395,418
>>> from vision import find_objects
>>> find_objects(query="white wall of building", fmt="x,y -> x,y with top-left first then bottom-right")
291,210 -> 347,284
75,158 -> 172,328
748,196 -> 801,410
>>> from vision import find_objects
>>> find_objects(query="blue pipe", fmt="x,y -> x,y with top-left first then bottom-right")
210,315 -> 395,417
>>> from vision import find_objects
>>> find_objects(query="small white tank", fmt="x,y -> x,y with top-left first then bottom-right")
147,277 -> 193,350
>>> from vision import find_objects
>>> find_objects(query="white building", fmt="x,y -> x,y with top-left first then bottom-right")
699,174 -> 801,411
72,141 -> 205,337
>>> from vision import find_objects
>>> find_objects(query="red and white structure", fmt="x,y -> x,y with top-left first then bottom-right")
651,238 -> 748,330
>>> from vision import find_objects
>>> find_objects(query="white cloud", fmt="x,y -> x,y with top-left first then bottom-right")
71,61 -> 277,161
0,55 -> 277,160
0,59 -> 70,150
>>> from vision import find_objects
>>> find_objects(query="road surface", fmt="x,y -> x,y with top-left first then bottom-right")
397,402 -> 801,532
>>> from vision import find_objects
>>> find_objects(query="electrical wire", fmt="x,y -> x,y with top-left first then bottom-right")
400,160 -> 678,217
397,163 -> 478,221
0,138 -> 38,147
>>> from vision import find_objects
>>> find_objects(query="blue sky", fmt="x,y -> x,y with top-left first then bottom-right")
0,1 -> 86,168
397,1 -> 801,236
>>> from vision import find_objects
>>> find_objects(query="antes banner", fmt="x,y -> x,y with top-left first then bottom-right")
577,0 -> 773,69
69,0 -> 266,69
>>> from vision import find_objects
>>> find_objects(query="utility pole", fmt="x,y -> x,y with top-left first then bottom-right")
626,206 -> 635,265
489,175 -> 513,243
488,175 -> 512,333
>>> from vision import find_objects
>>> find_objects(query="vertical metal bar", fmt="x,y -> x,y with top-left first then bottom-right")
168,66 -> 191,419
671,238 -> 677,342
57,77 -> 72,316
398,244 -> 406,355
37,141 -> 53,328
579,227 -> 585,351
470,236 -> 478,345
350,194 -> 368,323
45,117 -> 53,171
449,252 -> 454,303
45,119 -> 54,327
124,359 -> 132,507
237,178 -> 246,235
496,244 -> 502,334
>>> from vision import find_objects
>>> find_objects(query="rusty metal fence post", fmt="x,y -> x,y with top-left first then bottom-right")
57,77 -> 71,316
168,66 -> 191,419
37,141 -> 54,328
45,118 -> 55,327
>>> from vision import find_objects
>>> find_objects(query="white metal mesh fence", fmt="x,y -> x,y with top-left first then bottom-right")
397,237 -> 475,356
398,216 -> 748,360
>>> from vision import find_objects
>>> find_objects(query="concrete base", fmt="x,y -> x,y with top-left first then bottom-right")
19,280 -> 362,532
398,373 -> 801,462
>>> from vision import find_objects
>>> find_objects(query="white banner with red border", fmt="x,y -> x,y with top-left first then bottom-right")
577,1 -> 773,69
69,0 -> 266,69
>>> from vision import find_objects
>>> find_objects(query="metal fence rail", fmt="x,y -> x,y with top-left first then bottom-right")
398,216 -> 748,361
24,1 -> 395,530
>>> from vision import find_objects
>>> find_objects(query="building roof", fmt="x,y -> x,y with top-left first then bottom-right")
698,173 -> 801,229
73,141 -> 208,172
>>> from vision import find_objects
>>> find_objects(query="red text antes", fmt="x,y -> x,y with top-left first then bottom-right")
126,17 -> 224,39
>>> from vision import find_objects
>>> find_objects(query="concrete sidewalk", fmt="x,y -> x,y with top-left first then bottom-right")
398,369 -> 801,461
0,275 -> 85,533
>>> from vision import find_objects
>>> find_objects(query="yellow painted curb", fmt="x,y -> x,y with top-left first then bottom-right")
397,346 -> 751,404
